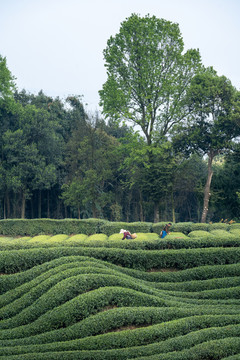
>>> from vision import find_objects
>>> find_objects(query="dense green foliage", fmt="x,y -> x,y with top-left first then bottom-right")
1,229 -> 240,359
0,218 -> 238,236
1,10 -> 240,359
0,14 -> 240,223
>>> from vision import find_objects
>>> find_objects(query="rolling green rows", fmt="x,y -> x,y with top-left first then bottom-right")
1,230 -> 240,252
1,218 -> 239,237
1,322 -> 240,358
1,233 -> 240,359
1,265 -> 240,328
1,246 -> 240,274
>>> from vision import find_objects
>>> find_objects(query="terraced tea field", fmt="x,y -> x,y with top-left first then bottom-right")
1,230 -> 240,359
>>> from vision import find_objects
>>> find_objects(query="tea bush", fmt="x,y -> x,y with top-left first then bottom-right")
1,223 -> 240,359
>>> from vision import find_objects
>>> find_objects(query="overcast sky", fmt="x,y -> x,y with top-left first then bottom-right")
1,0 -> 240,113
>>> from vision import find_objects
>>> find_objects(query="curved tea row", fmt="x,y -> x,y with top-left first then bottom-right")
0,233 -> 240,359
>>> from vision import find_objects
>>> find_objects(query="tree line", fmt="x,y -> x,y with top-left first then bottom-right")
0,14 -> 240,223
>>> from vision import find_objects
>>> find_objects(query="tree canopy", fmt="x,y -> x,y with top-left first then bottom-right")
99,13 -> 202,145
174,68 -> 240,222
0,13 -> 240,223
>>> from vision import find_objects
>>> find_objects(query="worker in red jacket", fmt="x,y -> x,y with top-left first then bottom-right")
120,229 -> 132,240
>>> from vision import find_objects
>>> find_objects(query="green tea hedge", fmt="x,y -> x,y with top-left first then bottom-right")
1,246 -> 240,273
0,219 -> 106,236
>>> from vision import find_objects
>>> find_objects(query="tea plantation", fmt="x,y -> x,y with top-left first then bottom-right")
1,221 -> 240,359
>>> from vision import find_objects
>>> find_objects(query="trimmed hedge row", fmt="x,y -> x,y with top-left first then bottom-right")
1,246 -> 240,273
0,219 -> 239,236
1,329 -> 240,359
99,221 -> 153,235
1,306 -> 240,347
1,235 -> 240,359
0,273 -> 179,328
0,310 -> 240,348
135,337 -> 240,360
0,267 -> 123,320
0,286 -> 176,340
2,257 -> 240,296
0,219 -> 154,236
162,285 -> 240,300
0,219 -> 106,236
1,234 -> 240,253
2,265 -> 240,324
1,321 -> 240,357
0,257 -> 101,294
154,276 -> 240,292
2,265 -> 240,317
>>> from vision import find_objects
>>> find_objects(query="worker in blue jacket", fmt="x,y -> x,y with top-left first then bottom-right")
160,223 -> 172,238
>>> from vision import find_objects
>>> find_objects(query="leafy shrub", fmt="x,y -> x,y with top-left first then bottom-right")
230,223 -> 240,229
48,234 -> 70,242
2,258 -> 240,294
0,218 -> 106,236
152,221 -> 170,234
133,232 -> 159,240
210,230 -> 234,237
229,228 -> 240,236
171,222 -> 193,234
108,233 -> 122,241
1,246 -> 240,273
188,231 -> 213,238
17,236 -> 32,241
99,221 -> 152,236
87,234 -> 108,241
28,235 -> 51,243
191,223 -> 210,231
1,233 -> 240,252
209,222 -> 230,231
66,234 -> 88,241
167,232 -> 188,239
1,314 -> 240,358
1,221 -> 240,359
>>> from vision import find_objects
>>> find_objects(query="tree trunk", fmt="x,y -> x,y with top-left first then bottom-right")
78,206 -> 81,219
13,193 -> 17,218
126,192 -> 132,223
3,198 -> 6,219
201,151 -> 216,223
21,191 -> 26,219
47,190 -> 50,218
56,199 -> 60,218
5,191 -> 10,218
31,198 -> 34,218
154,201 -> 160,223
92,202 -> 97,218
139,191 -> 144,222
38,190 -> 41,218
171,190 -> 176,223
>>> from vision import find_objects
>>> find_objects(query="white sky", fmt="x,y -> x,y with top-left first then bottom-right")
1,0 -> 240,113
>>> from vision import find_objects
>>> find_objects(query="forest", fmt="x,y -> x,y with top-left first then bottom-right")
0,14 -> 240,224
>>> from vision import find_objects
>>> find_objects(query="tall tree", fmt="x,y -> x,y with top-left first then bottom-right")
13,90 -> 65,218
175,69 -> 240,222
172,154 -> 207,222
62,113 -> 119,218
211,146 -> 240,221
2,129 -> 41,218
99,13 -> 202,144
0,55 -> 15,99
121,137 -> 176,222
0,55 -> 18,217
99,14 -> 202,221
